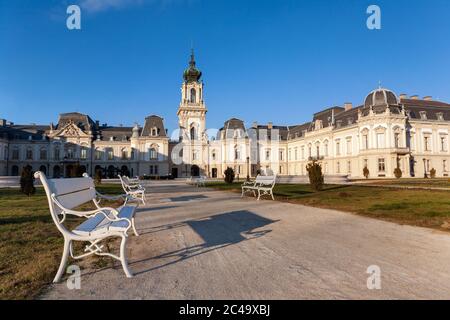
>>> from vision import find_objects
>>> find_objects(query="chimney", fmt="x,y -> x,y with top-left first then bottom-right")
344,102 -> 352,111
399,93 -> 408,99
411,95 -> 419,100
0,119 -> 6,127
423,96 -> 433,101
267,122 -> 273,129
252,121 -> 258,128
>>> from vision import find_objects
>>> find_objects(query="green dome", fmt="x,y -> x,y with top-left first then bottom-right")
183,50 -> 202,83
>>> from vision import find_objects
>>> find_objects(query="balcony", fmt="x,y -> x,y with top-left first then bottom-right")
308,156 -> 325,161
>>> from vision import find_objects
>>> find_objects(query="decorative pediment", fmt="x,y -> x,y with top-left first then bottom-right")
52,121 -> 90,138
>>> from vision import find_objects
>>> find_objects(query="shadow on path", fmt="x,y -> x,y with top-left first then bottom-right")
130,210 -> 279,275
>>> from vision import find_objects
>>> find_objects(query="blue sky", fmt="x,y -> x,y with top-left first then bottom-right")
1,0 -> 449,133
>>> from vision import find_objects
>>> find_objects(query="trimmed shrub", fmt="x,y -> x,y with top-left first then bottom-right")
306,160 -> 324,191
363,166 -> 369,179
394,167 -> 402,179
224,167 -> 235,184
20,166 -> 36,196
430,168 -> 436,178
94,169 -> 103,185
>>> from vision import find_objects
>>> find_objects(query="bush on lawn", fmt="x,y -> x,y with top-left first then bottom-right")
430,168 -> 436,178
363,166 -> 369,179
224,167 -> 235,184
394,167 -> 402,179
94,169 -> 103,185
20,166 -> 36,196
306,160 -> 324,191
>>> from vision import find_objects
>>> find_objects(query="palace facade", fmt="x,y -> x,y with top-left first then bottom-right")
1,52 -> 449,179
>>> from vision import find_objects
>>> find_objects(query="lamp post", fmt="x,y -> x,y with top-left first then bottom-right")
246,156 -> 250,181
423,158 -> 427,178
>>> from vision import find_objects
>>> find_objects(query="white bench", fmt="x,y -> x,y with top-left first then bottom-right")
118,175 -> 146,205
241,175 -> 277,200
187,176 -> 207,187
35,171 -> 139,283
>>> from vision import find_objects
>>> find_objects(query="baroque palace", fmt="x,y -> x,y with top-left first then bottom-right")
0,52 -> 449,180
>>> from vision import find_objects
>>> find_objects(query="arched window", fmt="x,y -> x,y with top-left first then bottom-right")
190,88 -> 196,103
130,148 -> 135,160
190,126 -> 196,140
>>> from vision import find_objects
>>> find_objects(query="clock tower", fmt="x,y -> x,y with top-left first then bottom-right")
177,50 -> 207,142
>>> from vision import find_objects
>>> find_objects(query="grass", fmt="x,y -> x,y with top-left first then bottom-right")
0,184 -> 125,300
207,181 -> 450,232
355,178 -> 450,189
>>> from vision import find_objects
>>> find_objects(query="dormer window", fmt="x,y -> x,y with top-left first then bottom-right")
419,111 -> 427,120
109,136 -> 115,141
347,118 -> 353,125
437,112 -> 444,121
151,128 -> 157,136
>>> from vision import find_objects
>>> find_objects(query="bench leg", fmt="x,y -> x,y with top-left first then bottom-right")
120,235 -> 133,278
131,217 -> 139,236
241,189 -> 244,197
257,189 -> 261,201
53,239 -> 71,283
271,191 -> 274,200
141,193 -> 146,205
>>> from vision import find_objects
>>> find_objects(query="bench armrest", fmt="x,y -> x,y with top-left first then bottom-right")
242,181 -> 255,186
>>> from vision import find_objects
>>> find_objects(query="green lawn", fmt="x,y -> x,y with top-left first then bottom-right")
0,184 -> 124,300
207,182 -> 450,231
359,178 -> 450,189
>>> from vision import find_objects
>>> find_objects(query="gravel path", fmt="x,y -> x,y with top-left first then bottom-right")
40,182 -> 450,299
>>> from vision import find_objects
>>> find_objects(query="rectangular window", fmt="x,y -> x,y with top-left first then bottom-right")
441,136 -> 447,152
347,161 -> 351,173
26,149 -> 33,160
265,150 -> 270,161
424,136 -> 431,151
279,150 -> 283,161
444,160 -> 448,172
154,165 -> 158,175
336,161 -> 340,173
40,149 -> 47,160
377,133 -> 385,148
301,147 -> 305,160
95,150 -> 102,160
346,139 -> 352,155
363,135 -> 369,150
336,142 -> 340,156
54,148 -> 60,160
80,148 -> 87,160
149,165 -> 154,175
324,144 -> 328,157
378,158 -> 385,172
107,149 -> 114,160
294,148 -> 298,161
12,149 -> 19,160
121,150 -> 128,160
394,133 -> 400,148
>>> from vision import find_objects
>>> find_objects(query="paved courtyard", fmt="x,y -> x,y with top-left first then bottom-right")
41,181 -> 450,299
